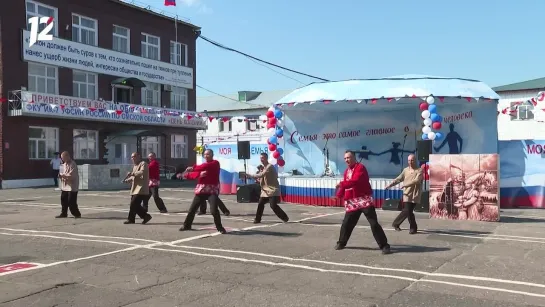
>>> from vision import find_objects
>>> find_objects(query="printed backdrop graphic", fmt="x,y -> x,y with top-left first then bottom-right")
281,102 -> 497,177
498,140 -> 545,208
199,143 -> 267,194
429,154 -> 499,222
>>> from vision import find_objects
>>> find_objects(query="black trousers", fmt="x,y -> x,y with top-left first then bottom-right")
128,194 -> 149,222
143,186 -> 167,212
184,194 -> 224,231
53,170 -> 59,186
60,191 -> 81,217
255,196 -> 288,222
338,206 -> 389,249
199,197 -> 229,214
392,202 -> 418,231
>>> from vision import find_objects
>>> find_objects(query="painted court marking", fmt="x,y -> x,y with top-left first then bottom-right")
0,263 -> 42,275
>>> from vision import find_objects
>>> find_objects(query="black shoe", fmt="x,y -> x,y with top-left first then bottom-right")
55,214 -> 67,218
142,215 -> 152,224
253,219 -> 261,224
197,212 -> 205,215
179,225 -> 191,231
224,211 -> 230,216
409,229 -> 417,234
159,210 -> 168,213
334,243 -> 346,250
282,217 -> 289,223
218,228 -> 227,234
393,225 -> 402,231
124,220 -> 135,224
74,215 -> 81,219
382,245 -> 392,255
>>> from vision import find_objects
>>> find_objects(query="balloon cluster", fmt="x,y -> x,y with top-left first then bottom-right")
421,162 -> 430,181
419,96 -> 443,141
265,106 -> 285,167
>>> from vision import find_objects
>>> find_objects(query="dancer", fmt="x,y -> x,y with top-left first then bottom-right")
333,150 -> 391,254
56,151 -> 81,219
176,171 -> 230,216
179,149 -> 226,234
143,152 -> 168,213
386,154 -> 422,234
122,152 -> 152,225
245,153 -> 289,224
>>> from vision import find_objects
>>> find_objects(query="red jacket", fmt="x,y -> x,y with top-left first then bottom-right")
148,160 -> 160,181
183,160 -> 220,185
336,162 -> 372,200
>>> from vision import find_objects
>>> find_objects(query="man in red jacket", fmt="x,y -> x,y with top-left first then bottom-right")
334,150 -> 390,254
179,149 -> 226,234
143,152 -> 168,213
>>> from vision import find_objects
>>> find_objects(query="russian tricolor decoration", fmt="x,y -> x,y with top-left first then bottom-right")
265,106 -> 285,167
164,0 -> 176,6
420,96 -> 443,141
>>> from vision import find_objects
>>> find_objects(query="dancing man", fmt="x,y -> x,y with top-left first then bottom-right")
179,149 -> 226,234
245,153 -> 289,224
386,154 -> 422,234
56,151 -> 81,219
333,150 -> 390,254
143,152 -> 168,213
123,152 -> 152,225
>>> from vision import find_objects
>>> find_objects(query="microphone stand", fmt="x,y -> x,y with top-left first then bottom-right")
400,134 -> 407,171
321,137 -> 334,177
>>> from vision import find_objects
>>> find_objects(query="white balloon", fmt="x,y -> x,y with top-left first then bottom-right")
268,106 -> 275,112
422,126 -> 431,134
421,110 -> 431,118
426,96 -> 435,104
427,131 -> 436,140
276,119 -> 284,127
269,158 -> 277,165
423,118 -> 432,126
267,128 -> 276,136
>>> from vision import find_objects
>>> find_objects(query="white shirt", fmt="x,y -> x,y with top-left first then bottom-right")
50,158 -> 62,170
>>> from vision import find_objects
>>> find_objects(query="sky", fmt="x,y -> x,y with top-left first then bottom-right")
140,0 -> 545,97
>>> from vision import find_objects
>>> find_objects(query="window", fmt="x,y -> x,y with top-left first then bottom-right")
72,14 -> 97,46
28,126 -> 58,159
170,41 -> 187,66
247,120 -> 258,131
112,25 -> 130,53
171,135 -> 187,158
141,136 -> 161,158
142,81 -> 160,107
26,1 -> 58,36
141,33 -> 160,60
170,86 -> 187,110
510,101 -> 535,120
72,70 -> 97,99
28,62 -> 57,94
73,129 -> 98,159
219,120 -> 232,132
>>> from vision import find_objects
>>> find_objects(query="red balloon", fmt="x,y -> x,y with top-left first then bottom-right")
266,110 -> 274,118
273,151 -> 280,159
421,163 -> 427,170
277,159 -> 285,167
432,122 -> 442,130
424,173 -> 430,180
269,117 -> 277,124
268,144 -> 276,151
419,102 -> 428,111
267,139 -> 271,145
267,123 -> 275,129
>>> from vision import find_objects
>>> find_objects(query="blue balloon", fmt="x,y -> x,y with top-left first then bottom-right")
435,132 -> 443,140
428,104 -> 437,113
430,113 -> 440,122
269,136 -> 278,144
277,148 -> 284,155
276,129 -> 283,137
274,109 -> 283,118
421,133 -> 428,140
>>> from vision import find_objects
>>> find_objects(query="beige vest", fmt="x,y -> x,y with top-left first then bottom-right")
60,160 -> 79,192
258,164 -> 281,197
393,166 -> 423,203
130,161 -> 149,195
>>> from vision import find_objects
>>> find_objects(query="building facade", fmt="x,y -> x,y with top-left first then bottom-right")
0,0 -> 205,188
494,78 -> 545,140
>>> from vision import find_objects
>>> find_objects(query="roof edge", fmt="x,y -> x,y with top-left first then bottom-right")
110,0 -> 201,30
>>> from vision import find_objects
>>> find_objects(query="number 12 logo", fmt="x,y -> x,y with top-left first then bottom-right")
28,16 -> 54,47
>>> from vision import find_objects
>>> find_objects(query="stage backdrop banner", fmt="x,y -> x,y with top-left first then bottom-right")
282,102 -> 497,177
199,143 -> 267,194
498,140 -> 545,208
429,154 -> 499,222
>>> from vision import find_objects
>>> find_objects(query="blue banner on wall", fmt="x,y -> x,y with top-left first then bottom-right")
498,140 -> 545,208
282,103 -> 497,177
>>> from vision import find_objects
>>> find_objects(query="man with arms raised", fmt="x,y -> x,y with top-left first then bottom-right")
333,150 -> 390,254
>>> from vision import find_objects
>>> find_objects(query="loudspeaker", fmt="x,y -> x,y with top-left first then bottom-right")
415,192 -> 430,213
237,141 -> 251,160
236,184 -> 260,203
417,140 -> 432,162
382,199 -> 402,211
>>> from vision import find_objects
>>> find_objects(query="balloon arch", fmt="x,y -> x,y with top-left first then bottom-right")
264,106 -> 286,167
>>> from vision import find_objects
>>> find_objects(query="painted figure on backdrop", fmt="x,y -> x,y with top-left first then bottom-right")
434,123 -> 463,154
376,142 -> 415,166
357,146 -> 376,160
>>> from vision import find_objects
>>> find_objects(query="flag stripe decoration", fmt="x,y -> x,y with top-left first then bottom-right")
420,96 -> 443,141
164,0 -> 176,6
498,91 -> 545,118
265,106 -> 285,167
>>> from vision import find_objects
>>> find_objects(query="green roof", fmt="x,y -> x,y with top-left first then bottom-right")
493,77 -> 545,92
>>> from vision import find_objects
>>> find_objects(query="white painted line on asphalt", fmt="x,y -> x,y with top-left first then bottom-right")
293,211 -> 344,222
0,228 -> 161,243
0,262 -> 46,277
0,232 -> 139,247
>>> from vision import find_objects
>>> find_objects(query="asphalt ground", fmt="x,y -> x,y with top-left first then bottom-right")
1,187 -> 545,307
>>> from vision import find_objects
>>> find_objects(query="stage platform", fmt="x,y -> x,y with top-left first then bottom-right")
279,175 -> 429,208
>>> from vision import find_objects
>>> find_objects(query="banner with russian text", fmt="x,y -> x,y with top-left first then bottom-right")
198,143 -> 268,194
281,103 -> 497,177
498,140 -> 545,208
